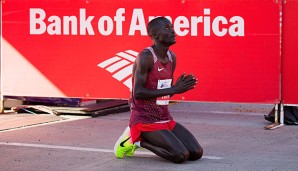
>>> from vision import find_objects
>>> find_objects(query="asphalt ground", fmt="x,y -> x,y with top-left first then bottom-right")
0,102 -> 298,171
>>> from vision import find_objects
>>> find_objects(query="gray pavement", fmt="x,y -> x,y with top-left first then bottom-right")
0,102 -> 298,171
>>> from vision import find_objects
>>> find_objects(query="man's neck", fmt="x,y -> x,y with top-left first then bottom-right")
153,44 -> 169,59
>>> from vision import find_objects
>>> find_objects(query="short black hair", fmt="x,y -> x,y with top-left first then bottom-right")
147,17 -> 169,38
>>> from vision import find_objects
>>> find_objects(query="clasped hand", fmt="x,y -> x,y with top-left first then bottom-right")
173,73 -> 198,94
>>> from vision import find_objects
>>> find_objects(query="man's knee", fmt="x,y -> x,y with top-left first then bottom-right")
188,147 -> 203,161
172,150 -> 189,163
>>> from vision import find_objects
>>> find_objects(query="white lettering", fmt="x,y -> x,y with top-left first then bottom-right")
190,16 -> 203,36
129,9 -> 147,35
30,8 -> 46,34
98,16 -> 113,36
63,16 -> 78,35
29,8 -> 245,37
174,16 -> 189,36
79,8 -> 95,35
114,8 -> 125,35
229,16 -> 245,37
212,16 -> 228,37
47,16 -> 61,35
204,9 -> 211,36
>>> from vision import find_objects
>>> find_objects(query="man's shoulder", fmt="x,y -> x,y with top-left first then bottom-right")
140,48 -> 152,55
168,50 -> 176,57
138,48 -> 154,60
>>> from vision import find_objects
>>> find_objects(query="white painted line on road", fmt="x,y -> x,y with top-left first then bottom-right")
0,142 -> 222,160
171,109 -> 266,116
203,156 -> 222,160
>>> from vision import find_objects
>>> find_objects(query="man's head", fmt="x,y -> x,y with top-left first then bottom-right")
147,17 -> 176,46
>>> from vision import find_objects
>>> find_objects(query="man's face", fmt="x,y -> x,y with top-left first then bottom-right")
156,19 -> 176,46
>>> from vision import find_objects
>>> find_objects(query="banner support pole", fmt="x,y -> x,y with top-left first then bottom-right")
264,0 -> 285,130
264,103 -> 284,130
0,1 -> 4,114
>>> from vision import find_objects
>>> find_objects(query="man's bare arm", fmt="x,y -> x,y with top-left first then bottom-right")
133,50 -> 197,100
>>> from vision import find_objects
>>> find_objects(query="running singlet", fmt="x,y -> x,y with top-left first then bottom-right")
129,47 -> 174,127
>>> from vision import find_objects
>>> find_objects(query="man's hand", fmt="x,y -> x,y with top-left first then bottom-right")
172,73 -> 198,94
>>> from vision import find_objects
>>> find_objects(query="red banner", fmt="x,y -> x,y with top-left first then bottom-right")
2,0 -> 281,103
282,0 -> 298,105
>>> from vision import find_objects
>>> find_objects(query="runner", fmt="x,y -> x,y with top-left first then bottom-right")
114,17 -> 203,163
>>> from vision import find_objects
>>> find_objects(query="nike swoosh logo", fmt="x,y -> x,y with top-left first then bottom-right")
120,136 -> 131,147
158,68 -> 164,72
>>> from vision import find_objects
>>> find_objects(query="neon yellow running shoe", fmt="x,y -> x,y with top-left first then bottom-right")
126,144 -> 138,157
114,126 -> 134,159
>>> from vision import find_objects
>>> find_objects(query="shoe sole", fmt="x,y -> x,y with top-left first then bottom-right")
113,126 -> 130,157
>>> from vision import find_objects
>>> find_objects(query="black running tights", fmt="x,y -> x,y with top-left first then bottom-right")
140,122 -> 203,163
